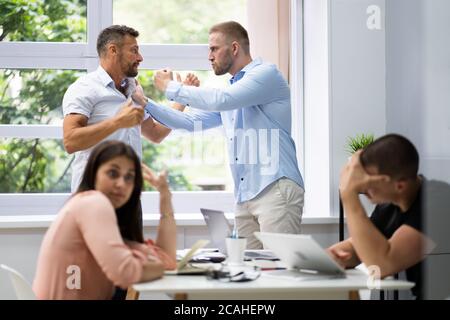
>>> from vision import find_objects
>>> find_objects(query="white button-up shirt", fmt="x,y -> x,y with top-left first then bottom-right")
62,66 -> 148,192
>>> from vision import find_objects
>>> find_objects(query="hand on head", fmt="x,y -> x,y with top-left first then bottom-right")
339,150 -> 390,198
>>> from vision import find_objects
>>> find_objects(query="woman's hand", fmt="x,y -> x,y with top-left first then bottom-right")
142,163 -> 170,193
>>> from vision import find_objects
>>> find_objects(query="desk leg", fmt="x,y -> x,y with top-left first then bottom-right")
348,290 -> 360,300
174,293 -> 188,300
126,287 -> 140,300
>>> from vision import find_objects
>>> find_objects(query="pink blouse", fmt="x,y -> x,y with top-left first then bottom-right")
32,191 -> 175,300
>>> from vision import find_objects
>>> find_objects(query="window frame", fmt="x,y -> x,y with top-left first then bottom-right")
0,0 -> 324,218
0,0 -> 237,216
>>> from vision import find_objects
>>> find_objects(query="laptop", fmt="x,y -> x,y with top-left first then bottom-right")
164,239 -> 211,275
254,232 -> 346,279
200,208 -> 279,261
200,208 -> 232,254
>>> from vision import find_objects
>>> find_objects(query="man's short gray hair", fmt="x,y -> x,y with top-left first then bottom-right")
96,25 -> 139,57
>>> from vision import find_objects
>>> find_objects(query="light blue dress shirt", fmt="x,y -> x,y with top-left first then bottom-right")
145,58 -> 304,203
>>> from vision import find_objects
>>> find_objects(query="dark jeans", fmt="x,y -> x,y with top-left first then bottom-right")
112,287 -> 127,300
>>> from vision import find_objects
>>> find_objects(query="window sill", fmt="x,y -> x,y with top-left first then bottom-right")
0,214 -> 340,229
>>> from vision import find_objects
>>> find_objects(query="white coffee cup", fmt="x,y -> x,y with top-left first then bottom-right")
225,237 -> 247,265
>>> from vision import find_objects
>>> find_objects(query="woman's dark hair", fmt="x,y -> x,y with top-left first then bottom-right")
76,140 -> 144,243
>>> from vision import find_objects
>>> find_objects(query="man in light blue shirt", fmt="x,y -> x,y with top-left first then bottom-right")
133,21 -> 304,249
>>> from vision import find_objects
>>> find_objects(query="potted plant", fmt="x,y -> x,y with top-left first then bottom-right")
346,133 -> 375,154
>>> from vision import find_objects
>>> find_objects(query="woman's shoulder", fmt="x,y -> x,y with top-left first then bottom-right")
70,190 -> 114,213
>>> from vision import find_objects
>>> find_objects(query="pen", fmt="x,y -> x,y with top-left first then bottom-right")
231,221 -> 238,238
260,267 -> 287,271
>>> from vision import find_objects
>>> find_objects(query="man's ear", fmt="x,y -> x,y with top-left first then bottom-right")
108,43 -> 118,56
231,41 -> 239,56
396,180 -> 407,193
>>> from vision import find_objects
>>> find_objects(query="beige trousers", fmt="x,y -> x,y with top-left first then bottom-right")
235,177 -> 305,249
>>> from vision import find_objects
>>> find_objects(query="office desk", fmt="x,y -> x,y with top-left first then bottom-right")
133,269 -> 414,300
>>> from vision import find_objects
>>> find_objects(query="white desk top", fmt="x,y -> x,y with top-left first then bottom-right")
133,269 -> 414,296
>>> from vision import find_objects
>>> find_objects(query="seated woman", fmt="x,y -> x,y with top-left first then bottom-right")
33,140 -> 177,299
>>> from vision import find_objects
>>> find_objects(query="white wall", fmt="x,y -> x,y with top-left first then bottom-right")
386,0 -> 450,182
303,0 -> 387,218
385,0 -> 450,299
329,0 -> 387,215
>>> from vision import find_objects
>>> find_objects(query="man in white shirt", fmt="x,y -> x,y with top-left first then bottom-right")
63,25 -> 197,192
62,25 -> 199,301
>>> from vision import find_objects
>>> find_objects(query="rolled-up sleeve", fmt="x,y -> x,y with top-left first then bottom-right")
62,81 -> 95,118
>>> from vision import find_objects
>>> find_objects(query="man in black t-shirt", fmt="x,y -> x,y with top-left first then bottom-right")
327,134 -> 434,299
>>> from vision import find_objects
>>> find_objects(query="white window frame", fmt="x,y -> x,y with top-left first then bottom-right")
0,0 -> 240,216
1,0 -> 331,218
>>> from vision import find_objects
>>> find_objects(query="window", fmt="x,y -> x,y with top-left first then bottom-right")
0,138 -> 71,193
113,0 -> 247,44
1,1 -> 321,218
0,0 -> 87,42
0,0 -> 246,215
0,69 -> 85,125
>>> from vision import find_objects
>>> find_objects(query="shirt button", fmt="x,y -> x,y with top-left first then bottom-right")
240,178 -> 244,181
235,157 -> 238,161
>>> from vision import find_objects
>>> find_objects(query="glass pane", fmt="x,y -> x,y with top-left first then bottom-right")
0,0 -> 86,42
137,69 -> 233,192
0,69 -> 85,125
142,135 -> 233,192
0,138 -> 72,193
113,0 -> 247,44
0,136 -> 232,193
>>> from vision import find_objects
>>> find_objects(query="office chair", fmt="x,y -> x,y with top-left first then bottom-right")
0,264 -> 36,300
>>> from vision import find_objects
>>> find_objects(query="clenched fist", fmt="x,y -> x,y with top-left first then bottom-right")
115,98 -> 145,128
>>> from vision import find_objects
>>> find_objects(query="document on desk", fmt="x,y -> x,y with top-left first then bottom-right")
244,249 -> 279,261
262,269 -> 345,281
166,239 -> 211,275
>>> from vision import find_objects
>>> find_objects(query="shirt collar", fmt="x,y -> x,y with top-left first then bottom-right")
96,66 -> 115,88
229,57 -> 263,84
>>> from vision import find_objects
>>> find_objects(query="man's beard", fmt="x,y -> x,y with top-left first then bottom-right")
213,52 -> 233,75
124,63 -> 138,77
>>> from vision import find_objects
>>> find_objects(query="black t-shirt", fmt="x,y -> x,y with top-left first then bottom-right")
370,183 -> 423,299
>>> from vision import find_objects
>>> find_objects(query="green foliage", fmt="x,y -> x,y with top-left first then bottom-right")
137,70 -> 165,103
0,0 -> 232,193
346,133 -> 375,154
0,0 -> 88,192
0,0 -> 86,42
113,0 -> 246,44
